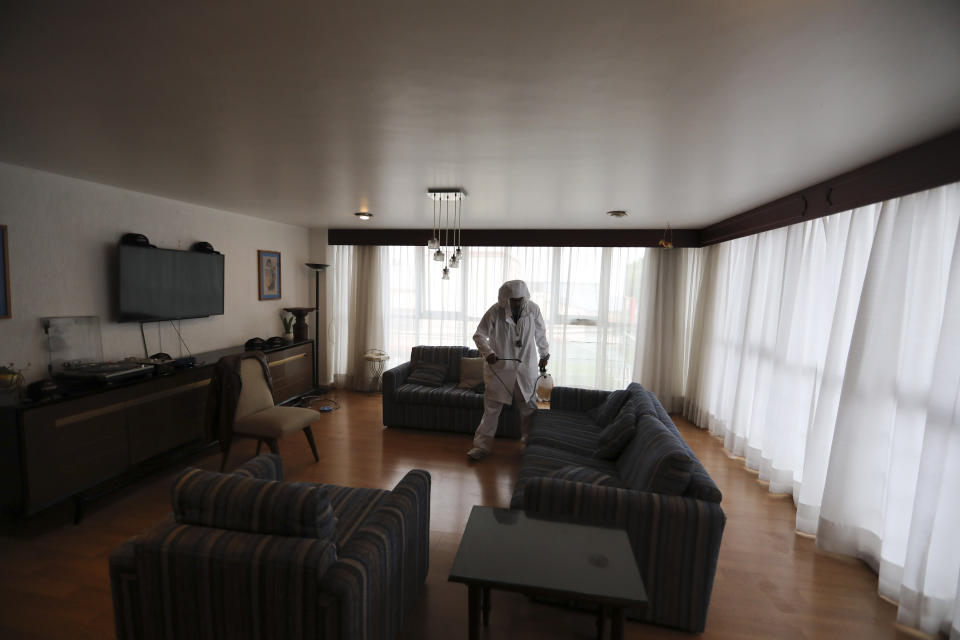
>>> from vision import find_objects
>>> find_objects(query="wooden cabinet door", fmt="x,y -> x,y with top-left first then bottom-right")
127,375 -> 211,464
267,343 -> 313,404
22,397 -> 128,511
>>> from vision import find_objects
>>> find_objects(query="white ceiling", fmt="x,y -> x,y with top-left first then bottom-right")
2,1 -> 959,230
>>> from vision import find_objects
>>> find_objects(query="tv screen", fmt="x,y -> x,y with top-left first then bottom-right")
118,245 -> 224,321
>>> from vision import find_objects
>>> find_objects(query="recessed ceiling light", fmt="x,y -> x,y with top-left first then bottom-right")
354,212 -> 373,221
607,210 -> 628,218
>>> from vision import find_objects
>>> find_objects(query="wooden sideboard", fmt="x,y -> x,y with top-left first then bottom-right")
0,340 -> 314,519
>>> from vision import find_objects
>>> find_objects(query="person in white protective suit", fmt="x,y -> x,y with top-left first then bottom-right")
467,280 -> 549,460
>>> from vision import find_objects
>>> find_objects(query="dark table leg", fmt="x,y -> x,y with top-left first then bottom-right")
482,586 -> 491,626
468,585 -> 481,640
596,604 -> 608,640
611,606 -> 625,640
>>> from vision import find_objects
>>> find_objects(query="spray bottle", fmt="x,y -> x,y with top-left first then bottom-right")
535,363 -> 554,403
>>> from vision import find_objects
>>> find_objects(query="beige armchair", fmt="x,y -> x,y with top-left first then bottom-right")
209,351 -> 320,470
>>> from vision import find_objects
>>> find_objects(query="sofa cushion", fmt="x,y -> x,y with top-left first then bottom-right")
407,361 -> 448,386
595,410 -> 637,459
410,345 -> 470,380
622,384 -> 661,419
396,382 -> 484,409
172,468 -> 337,540
458,356 -> 485,389
547,465 -> 624,488
511,444 -> 619,508
616,414 -> 693,496
587,389 -> 630,427
526,409 -> 603,454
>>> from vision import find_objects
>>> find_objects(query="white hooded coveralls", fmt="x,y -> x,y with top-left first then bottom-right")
471,280 -> 549,451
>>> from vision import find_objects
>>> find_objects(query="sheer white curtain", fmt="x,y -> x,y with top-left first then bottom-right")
685,182 -> 960,637
332,244 -> 650,392
817,185 -> 960,637
327,245 -> 386,390
632,248 -> 703,412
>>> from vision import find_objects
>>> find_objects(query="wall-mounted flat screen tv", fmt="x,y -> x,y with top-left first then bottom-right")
118,245 -> 224,321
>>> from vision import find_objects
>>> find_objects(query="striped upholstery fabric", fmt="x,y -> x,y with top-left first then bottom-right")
135,520 -> 338,640
171,468 -> 337,540
594,410 -> 638,459
109,539 -> 142,640
586,389 -> 630,427
406,361 -> 448,386
382,347 -> 521,438
523,478 -> 726,632
510,444 -> 618,508
616,415 -> 693,496
623,383 -> 662,419
395,382 -> 485,409
549,386 -> 610,412
526,409 -> 603,454
627,390 -> 724,503
231,453 -> 283,480
547,465 -> 624,487
110,459 -> 431,640
685,460 -> 723,502
326,484 -> 391,548
409,345 -> 470,381
319,470 -> 431,640
515,385 -> 725,632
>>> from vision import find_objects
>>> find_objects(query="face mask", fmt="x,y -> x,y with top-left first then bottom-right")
509,298 -> 524,321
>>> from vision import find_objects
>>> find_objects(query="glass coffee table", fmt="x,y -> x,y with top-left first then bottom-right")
449,506 -> 646,640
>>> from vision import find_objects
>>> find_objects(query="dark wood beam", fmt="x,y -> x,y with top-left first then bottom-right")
699,127 -> 960,246
328,228 -> 701,248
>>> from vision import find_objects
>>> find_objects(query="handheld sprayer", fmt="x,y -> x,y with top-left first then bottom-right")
535,363 -> 554,403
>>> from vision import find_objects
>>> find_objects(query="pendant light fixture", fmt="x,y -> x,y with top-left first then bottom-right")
427,187 -> 466,279
431,195 -> 444,260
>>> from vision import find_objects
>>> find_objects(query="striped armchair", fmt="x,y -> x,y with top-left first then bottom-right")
513,383 -> 725,632
109,455 -> 430,640
381,345 -> 520,437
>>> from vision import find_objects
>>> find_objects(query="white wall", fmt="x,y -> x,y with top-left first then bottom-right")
0,162 -> 317,384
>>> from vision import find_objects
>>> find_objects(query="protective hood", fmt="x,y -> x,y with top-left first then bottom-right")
497,280 -> 531,310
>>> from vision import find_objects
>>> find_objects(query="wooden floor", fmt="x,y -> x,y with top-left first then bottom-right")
0,391 -> 912,639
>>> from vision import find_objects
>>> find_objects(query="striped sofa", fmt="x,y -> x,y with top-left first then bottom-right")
381,345 -> 520,437
109,455 -> 431,640
512,383 -> 726,633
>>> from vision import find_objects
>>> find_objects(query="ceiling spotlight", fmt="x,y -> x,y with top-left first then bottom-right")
607,210 -> 628,218
354,212 -> 373,221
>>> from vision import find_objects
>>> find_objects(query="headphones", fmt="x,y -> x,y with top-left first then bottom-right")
244,337 -> 267,350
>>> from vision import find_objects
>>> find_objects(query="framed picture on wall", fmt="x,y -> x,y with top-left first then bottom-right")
0,225 -> 10,319
258,249 -> 281,300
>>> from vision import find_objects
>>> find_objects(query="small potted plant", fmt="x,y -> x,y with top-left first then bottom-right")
0,362 -> 27,405
279,311 -> 295,341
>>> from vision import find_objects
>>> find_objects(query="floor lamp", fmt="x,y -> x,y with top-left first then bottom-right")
305,262 -> 329,393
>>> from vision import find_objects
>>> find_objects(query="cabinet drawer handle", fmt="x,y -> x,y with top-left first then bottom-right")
269,353 -> 307,367
125,379 -> 210,409
55,403 -> 126,428
54,379 -> 211,428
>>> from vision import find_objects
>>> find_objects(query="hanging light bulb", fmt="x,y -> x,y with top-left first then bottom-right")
449,254 -> 459,268
439,197 -> 450,270
454,195 -> 463,264
433,248 -> 444,261
428,196 -> 439,250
